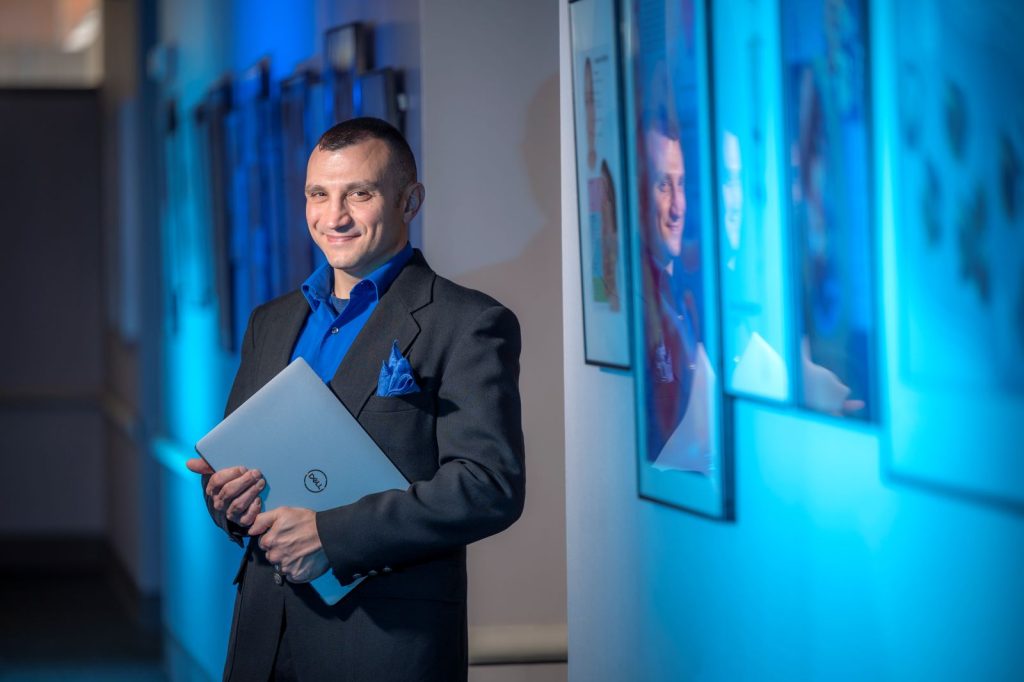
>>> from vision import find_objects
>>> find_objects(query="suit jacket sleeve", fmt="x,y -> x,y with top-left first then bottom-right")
201,307 -> 259,546
314,304 -> 526,581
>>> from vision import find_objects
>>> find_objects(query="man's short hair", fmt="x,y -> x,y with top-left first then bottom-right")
316,117 -> 418,190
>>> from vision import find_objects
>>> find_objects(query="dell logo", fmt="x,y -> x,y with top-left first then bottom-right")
304,469 -> 327,493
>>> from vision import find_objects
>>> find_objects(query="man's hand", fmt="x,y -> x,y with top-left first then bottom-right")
249,507 -> 330,583
185,458 -> 265,528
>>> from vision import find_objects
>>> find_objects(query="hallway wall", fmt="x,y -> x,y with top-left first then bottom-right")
0,89 -> 105,540
559,2 -> 1024,680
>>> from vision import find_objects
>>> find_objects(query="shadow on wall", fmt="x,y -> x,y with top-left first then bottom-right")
453,74 -> 568,627
456,72 -> 563,409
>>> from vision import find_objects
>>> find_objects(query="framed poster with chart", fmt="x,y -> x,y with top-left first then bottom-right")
624,0 -> 731,518
569,0 -> 632,369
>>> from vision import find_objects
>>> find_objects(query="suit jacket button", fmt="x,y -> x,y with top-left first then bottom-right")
273,572 -> 283,586
368,570 -> 378,577
382,566 -> 392,574
352,573 -> 362,580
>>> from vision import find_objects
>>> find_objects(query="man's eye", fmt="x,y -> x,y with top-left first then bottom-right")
349,190 -> 371,201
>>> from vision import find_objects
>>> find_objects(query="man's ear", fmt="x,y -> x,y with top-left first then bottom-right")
403,182 -> 425,221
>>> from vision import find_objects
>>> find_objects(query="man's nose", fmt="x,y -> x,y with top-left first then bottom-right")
670,185 -> 684,215
323,200 -> 352,230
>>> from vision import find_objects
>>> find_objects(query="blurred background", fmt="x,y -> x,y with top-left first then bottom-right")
0,0 -> 1020,680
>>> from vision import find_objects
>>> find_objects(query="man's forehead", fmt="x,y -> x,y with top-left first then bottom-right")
306,138 -> 392,177
645,130 -> 684,171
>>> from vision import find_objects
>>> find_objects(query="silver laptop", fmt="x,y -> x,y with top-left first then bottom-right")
195,357 -> 409,603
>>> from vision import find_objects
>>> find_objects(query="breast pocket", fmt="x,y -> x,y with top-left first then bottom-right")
359,391 -> 439,483
362,389 -> 435,414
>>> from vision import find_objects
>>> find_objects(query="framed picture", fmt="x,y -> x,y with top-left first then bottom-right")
159,98 -> 183,334
280,66 -> 325,291
712,0 -> 792,402
228,58 -> 287,349
624,0 -> 731,518
780,0 -> 878,422
196,79 -> 237,350
324,23 -> 369,126
882,0 -> 1024,509
569,0 -> 632,369
357,68 -> 403,130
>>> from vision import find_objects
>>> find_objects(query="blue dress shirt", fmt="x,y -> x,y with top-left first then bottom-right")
290,242 -> 414,383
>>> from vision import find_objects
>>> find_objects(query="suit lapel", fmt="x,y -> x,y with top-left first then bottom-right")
261,291 -> 309,381
329,250 -> 435,417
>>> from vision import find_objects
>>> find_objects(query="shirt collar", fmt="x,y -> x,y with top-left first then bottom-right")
301,242 -> 414,312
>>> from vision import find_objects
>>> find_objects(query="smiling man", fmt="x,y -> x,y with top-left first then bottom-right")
186,118 -> 525,681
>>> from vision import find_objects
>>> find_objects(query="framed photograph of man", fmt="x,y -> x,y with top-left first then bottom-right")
569,0 -> 632,369
624,0 -> 731,518
712,0 -> 793,403
780,0 -> 878,422
882,0 -> 1024,509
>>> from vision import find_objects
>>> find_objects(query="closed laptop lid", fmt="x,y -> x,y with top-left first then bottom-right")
195,357 -> 409,513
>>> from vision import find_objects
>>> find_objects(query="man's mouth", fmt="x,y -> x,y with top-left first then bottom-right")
324,233 -> 359,244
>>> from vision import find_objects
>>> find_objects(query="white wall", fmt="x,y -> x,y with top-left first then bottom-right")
560,2 -> 1024,681
419,0 -> 567,639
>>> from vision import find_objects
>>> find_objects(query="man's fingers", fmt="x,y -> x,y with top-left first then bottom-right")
249,508 -> 279,536
237,497 -> 261,527
185,458 -> 214,475
206,466 -> 247,499
210,469 -> 263,511
226,478 -> 266,522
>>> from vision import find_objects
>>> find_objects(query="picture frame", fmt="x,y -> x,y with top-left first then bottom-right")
569,0 -> 632,369
280,65 -> 325,291
712,0 -> 793,403
196,79 -> 237,350
881,0 -> 1024,510
324,22 -> 370,126
779,0 -> 878,422
357,67 -> 403,130
623,0 -> 732,519
228,58 -> 287,349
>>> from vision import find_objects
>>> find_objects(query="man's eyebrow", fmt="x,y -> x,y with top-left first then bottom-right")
304,181 -> 381,193
343,180 -> 381,192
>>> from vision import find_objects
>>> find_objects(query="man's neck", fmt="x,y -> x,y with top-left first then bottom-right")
331,244 -> 407,298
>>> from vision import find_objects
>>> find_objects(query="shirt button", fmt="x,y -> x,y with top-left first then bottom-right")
273,572 -> 283,586
330,326 -> 339,334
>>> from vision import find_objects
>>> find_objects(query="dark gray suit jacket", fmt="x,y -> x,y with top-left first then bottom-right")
209,250 -> 525,681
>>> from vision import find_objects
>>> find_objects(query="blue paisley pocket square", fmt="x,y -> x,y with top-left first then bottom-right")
377,340 -> 421,397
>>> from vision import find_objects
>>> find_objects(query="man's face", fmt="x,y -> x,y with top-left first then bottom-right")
645,129 -> 686,260
304,138 -> 413,280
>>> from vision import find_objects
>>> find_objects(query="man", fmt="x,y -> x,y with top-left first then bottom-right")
185,117 -> 525,681
638,119 -> 711,473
